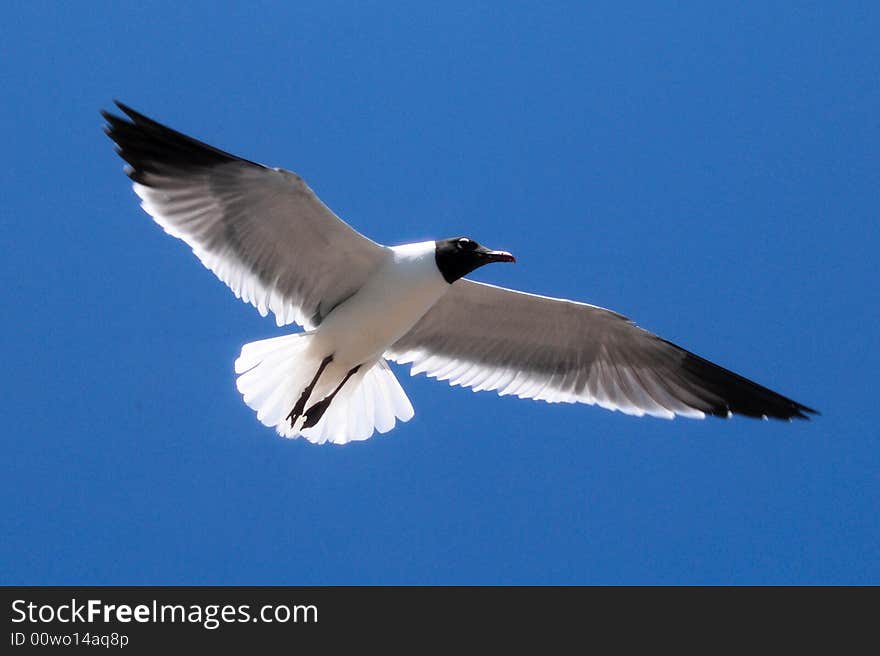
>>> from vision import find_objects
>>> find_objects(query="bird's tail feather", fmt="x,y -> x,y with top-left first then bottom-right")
234,332 -> 414,445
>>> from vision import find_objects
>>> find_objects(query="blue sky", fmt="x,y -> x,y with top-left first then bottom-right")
1,2 -> 877,584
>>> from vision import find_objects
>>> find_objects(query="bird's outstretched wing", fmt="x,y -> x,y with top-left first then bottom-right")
387,280 -> 816,420
102,101 -> 388,329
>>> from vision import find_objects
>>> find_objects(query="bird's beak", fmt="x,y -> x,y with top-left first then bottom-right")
483,249 -> 516,264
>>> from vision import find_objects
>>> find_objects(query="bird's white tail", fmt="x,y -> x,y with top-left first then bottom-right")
234,332 -> 414,445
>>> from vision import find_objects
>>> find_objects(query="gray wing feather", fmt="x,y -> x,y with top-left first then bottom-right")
387,280 -> 816,421
103,102 -> 387,329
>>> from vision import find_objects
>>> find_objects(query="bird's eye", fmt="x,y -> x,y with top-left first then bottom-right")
457,238 -> 476,250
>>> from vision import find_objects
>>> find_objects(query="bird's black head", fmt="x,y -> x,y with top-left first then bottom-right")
434,237 -> 516,284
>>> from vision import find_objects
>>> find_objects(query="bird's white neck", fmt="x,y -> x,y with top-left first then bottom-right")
389,240 -> 437,263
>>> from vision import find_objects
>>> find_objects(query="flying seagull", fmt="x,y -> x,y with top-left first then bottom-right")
102,102 -> 816,444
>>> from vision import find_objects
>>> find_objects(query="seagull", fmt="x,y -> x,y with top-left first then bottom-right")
102,102 -> 817,444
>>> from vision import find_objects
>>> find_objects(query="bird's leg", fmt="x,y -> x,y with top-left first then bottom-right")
287,355 -> 334,427
302,365 -> 362,429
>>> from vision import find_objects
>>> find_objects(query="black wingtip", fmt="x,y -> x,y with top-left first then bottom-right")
101,100 -> 258,178
114,100 -> 158,127
666,340 -> 820,423
793,404 -> 820,421
113,99 -> 138,118
781,399 -> 819,421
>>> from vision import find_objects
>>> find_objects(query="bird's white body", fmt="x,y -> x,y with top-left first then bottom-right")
313,241 -> 449,368
234,241 -> 450,443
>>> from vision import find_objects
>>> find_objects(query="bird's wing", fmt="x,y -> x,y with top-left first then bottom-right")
387,279 -> 816,420
102,102 -> 388,329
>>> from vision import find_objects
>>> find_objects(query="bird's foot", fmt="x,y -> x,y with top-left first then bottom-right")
302,397 -> 333,429
285,354 -> 334,427
286,388 -> 311,427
